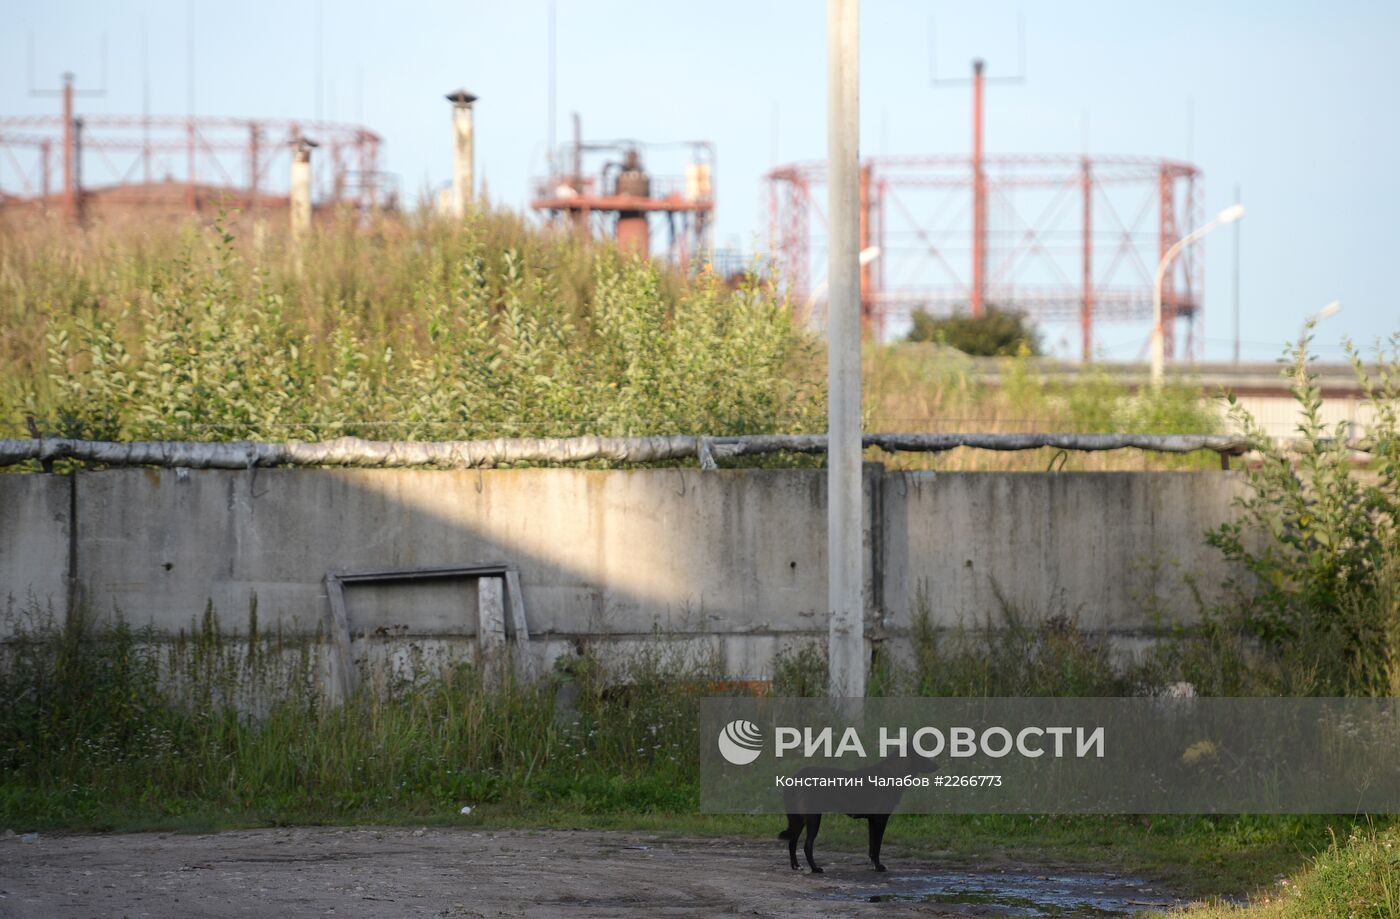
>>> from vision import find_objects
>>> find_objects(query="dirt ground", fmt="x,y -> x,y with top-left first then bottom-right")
0,826 -> 1192,918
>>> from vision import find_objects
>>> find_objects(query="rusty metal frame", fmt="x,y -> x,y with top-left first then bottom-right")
766,152 -> 1204,360
323,563 -> 530,702
0,112 -> 388,216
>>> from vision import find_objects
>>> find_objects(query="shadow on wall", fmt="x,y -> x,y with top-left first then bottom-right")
0,467 -> 1248,680
2,467 -> 839,680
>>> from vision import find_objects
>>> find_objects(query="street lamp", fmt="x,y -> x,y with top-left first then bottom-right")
1310,299 -> 1343,322
1300,300 -> 1342,347
1150,203 -> 1245,384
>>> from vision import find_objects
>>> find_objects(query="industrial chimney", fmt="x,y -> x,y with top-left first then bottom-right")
289,136 -> 317,241
445,89 -> 477,217
614,148 -> 650,256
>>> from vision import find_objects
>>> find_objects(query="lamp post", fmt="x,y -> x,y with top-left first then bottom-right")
1151,203 -> 1245,384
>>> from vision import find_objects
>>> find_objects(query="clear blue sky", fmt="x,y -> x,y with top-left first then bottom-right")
5,0 -> 1396,362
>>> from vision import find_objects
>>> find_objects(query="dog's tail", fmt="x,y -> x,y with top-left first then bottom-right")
777,827 -> 800,841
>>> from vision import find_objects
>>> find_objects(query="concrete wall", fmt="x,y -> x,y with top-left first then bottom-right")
0,467 -> 1250,677
0,474 -> 70,616
882,472 -> 1246,634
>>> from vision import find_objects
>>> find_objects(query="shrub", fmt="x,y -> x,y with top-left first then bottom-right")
1207,325 -> 1400,696
770,639 -> 828,697
905,306 -> 1042,356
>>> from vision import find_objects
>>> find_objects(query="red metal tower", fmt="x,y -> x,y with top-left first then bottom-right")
769,50 -> 1206,362
767,153 -> 1204,361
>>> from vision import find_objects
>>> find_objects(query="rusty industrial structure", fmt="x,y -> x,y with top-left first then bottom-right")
0,73 -> 393,221
5,59 -> 1206,362
530,116 -> 715,269
767,61 -> 1205,361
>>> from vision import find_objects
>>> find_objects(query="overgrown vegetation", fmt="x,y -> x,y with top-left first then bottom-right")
1207,326 -> 1400,696
771,584 -> 1280,702
0,598 -> 1384,902
1159,823 -> 1400,918
864,341 -> 1224,470
1,210 -> 1235,472
0,599 -> 710,825
1,211 -> 821,448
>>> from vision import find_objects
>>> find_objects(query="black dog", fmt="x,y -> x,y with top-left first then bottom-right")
777,754 -> 939,874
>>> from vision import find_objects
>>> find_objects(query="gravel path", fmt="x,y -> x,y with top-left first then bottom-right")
0,827 -> 964,918
0,826 -> 1187,918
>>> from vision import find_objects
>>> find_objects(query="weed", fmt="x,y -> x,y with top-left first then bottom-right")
0,599 -> 720,826
1207,327 -> 1400,696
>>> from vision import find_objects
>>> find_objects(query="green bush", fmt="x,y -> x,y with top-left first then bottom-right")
905,306 -> 1042,356
1207,326 -> 1400,696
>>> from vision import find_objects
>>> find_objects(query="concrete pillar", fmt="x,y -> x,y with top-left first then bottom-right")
478,576 -> 507,655
290,137 -> 317,242
446,89 -> 477,218
827,0 -> 864,699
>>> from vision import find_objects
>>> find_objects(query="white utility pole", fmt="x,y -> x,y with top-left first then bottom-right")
826,0 -> 864,699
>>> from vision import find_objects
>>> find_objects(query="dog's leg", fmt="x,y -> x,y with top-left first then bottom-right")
782,814 -> 803,870
867,814 -> 889,872
802,814 -> 823,874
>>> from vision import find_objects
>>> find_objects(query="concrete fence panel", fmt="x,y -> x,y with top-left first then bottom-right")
2,467 -> 1250,677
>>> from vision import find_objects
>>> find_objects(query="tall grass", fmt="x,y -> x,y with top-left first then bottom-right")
2,597 -> 1389,902
770,581 -> 1356,700
863,342 -> 1225,471
1160,823 -> 1400,918
0,599 -> 716,826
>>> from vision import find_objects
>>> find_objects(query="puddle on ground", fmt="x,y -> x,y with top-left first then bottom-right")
824,869 -> 1200,916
